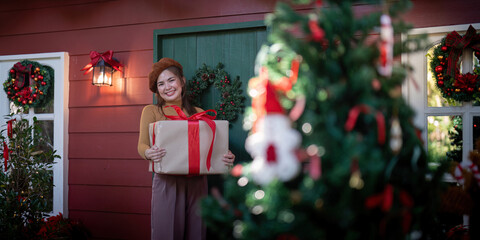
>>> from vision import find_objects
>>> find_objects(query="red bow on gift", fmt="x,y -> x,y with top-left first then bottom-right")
445,25 -> 480,77
81,50 -> 123,75
164,105 -> 217,174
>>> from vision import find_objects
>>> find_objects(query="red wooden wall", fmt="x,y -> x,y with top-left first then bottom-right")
0,0 -> 479,239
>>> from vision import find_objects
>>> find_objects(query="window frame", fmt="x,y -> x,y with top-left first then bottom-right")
0,52 -> 69,216
402,23 -> 480,164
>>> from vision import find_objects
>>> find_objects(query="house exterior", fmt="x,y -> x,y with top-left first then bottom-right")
0,0 -> 479,239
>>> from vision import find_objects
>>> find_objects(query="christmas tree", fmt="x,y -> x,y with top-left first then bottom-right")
0,116 -> 59,239
201,0 -> 447,239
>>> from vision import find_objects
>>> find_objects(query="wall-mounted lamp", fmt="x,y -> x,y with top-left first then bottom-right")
81,50 -> 123,86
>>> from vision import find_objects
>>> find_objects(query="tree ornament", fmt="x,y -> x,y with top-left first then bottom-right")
430,25 -> 480,102
349,159 -> 364,190
389,117 -> 403,154
2,60 -> 54,110
377,14 -> 394,77
187,63 -> 245,122
245,81 -> 301,185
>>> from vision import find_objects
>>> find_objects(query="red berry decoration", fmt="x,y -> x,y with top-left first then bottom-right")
438,81 -> 444,86
441,46 -> 448,52
475,51 -> 480,58
435,66 -> 443,73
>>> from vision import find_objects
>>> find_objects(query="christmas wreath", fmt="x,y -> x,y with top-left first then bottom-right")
2,60 -> 54,109
187,63 -> 245,122
430,25 -> 480,102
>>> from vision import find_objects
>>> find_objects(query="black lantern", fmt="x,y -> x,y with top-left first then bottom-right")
92,58 -> 114,86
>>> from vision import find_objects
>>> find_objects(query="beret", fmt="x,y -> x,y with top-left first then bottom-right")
148,58 -> 183,93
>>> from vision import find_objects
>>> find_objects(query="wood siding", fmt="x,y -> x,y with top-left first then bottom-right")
1,0 -> 480,239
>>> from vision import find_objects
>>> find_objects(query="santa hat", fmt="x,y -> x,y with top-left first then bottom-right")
265,81 -> 285,114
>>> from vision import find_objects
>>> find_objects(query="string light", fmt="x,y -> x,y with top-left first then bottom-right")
237,177 -> 249,187
254,190 -> 265,200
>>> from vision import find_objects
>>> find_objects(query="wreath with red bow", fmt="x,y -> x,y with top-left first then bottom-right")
430,25 -> 480,102
2,60 -> 54,109
187,63 -> 245,123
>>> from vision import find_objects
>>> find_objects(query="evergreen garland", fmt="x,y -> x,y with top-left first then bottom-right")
3,60 -> 54,110
187,63 -> 245,122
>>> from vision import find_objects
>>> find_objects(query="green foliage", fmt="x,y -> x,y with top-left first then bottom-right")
187,63 -> 245,123
202,0 -> 447,239
0,116 -> 59,239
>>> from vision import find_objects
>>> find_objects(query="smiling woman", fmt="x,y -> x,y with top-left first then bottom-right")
137,57 -> 235,240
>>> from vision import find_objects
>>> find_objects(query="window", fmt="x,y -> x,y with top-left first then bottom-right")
403,24 -> 480,166
0,52 -> 69,216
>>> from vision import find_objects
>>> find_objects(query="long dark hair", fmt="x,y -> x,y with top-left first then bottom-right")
154,66 -> 197,116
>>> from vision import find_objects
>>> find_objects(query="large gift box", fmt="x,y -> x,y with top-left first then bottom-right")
148,106 -> 229,175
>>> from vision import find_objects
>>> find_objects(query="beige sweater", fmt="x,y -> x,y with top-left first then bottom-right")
137,102 -> 202,160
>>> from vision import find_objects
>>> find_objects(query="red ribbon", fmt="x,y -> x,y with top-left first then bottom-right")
150,122 -> 157,173
164,105 -> 217,174
399,190 -> 414,233
7,119 -> 15,138
444,25 -> 480,77
12,62 -> 32,88
365,184 -> 394,212
3,141 -> 8,171
81,50 -> 123,75
344,104 -> 386,145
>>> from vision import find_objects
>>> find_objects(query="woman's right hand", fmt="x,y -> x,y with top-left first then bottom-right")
145,146 -> 166,163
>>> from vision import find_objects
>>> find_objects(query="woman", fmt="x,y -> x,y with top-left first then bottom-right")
137,58 -> 235,240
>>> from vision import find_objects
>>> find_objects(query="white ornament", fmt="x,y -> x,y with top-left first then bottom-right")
378,14 -> 393,77
245,114 -> 301,185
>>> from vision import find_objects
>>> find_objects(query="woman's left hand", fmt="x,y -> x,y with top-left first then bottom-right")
222,150 -> 235,167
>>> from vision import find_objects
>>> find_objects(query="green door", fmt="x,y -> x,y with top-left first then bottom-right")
153,21 -> 267,163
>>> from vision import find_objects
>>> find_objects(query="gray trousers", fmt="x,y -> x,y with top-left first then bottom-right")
151,174 -> 207,240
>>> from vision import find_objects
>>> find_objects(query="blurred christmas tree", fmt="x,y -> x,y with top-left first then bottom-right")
201,0 -> 446,239
0,117 -> 59,239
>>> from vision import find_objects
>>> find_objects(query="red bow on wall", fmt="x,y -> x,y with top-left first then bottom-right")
81,50 -> 123,75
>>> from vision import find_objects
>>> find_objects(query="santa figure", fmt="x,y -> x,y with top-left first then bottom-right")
245,81 -> 301,185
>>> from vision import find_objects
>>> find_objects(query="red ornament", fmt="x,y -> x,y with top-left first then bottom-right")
438,81 -> 444,86
7,91 -> 11,95
22,100 -> 27,105
435,66 -> 443,73
468,87 -> 474,93
475,51 -> 480,58
9,69 -> 15,73
14,87 -> 19,91
33,94 -> 37,98
441,46 -> 448,52
41,81 -> 46,86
